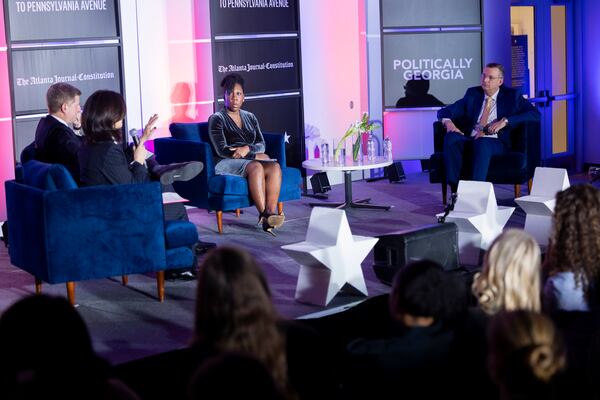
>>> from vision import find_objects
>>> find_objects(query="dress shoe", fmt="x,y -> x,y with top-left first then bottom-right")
154,161 -> 204,185
589,167 -> 600,183
195,240 -> 217,255
165,268 -> 196,281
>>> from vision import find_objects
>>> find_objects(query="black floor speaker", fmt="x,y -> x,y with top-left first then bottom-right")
373,223 -> 459,285
310,172 -> 331,194
386,161 -> 406,182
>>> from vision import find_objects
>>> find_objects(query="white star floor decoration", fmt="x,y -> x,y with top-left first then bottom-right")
281,207 -> 378,306
437,180 -> 514,266
515,167 -> 569,249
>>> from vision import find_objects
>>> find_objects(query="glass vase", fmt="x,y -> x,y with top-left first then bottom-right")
352,132 -> 363,164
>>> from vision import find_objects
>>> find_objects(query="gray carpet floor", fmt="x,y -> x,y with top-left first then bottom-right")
0,171 -> 579,364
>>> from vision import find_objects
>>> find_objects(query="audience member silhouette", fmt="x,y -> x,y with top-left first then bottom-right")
543,184 -> 600,313
116,246 -> 331,400
186,353 -> 285,400
395,78 -> 444,108
345,260 -> 466,399
488,311 -> 566,400
193,246 -> 292,396
0,295 -> 138,400
459,229 -> 542,399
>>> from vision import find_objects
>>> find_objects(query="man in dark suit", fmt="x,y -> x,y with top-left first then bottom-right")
34,83 -> 83,182
437,62 -> 540,192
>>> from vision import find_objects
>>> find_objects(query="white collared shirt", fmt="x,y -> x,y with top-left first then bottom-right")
50,114 -> 83,136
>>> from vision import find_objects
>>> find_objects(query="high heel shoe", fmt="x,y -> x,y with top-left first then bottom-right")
260,213 -> 276,237
258,212 -> 285,236
267,212 -> 285,229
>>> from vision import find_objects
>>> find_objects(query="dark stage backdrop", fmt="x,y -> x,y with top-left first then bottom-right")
380,0 -> 483,110
209,0 -> 305,172
383,32 -> 482,108
210,0 -> 298,35
381,0 -> 480,28
3,0 -> 124,159
212,38 -> 300,95
5,0 -> 118,42
11,46 -> 122,114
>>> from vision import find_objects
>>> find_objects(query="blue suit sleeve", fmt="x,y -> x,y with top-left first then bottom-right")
437,90 -> 470,121
504,91 -> 541,127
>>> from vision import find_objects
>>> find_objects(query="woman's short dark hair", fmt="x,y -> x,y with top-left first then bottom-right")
81,90 -> 126,143
220,73 -> 245,94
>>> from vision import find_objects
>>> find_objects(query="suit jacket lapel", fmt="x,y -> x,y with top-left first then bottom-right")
470,89 -> 484,125
496,86 -> 507,119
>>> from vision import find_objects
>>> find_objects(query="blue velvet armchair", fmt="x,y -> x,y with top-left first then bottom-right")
5,160 -> 198,304
154,122 -> 302,233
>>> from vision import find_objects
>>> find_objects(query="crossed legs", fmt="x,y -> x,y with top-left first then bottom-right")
246,161 -> 282,215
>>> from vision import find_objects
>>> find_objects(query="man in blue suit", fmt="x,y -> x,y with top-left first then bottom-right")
437,63 -> 540,192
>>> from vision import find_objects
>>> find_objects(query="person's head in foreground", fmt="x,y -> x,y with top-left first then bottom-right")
472,229 -> 541,315
488,310 -> 565,400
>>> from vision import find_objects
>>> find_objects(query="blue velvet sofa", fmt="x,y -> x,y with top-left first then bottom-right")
5,160 -> 198,304
154,122 -> 302,233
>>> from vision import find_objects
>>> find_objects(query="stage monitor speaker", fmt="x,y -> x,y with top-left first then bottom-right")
386,161 -> 406,182
310,172 -> 331,194
373,223 -> 459,285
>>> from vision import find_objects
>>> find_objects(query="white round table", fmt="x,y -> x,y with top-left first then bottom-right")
302,156 -> 393,210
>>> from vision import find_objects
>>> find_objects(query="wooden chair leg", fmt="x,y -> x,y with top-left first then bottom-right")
514,184 -> 521,198
156,271 -> 165,302
66,282 -> 75,306
35,278 -> 42,295
442,184 -> 447,205
235,209 -> 241,218
277,202 -> 283,215
216,211 -> 223,234
122,275 -> 129,286
528,178 -> 533,194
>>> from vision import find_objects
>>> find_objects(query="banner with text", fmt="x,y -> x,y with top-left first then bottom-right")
210,0 -> 297,36
11,46 -> 121,114
383,32 -> 482,108
5,0 -> 118,42
212,38 -> 299,98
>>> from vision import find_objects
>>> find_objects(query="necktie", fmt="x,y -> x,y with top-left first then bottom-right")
479,97 -> 493,132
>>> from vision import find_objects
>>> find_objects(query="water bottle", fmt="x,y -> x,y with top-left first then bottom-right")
367,133 -> 376,162
321,142 -> 330,165
383,137 -> 393,161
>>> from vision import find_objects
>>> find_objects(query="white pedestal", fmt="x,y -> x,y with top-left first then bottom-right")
515,167 -> 569,248
281,207 -> 378,306
437,181 -> 514,266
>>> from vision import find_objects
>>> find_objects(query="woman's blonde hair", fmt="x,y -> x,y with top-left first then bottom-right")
472,229 -> 541,314
488,310 -> 565,388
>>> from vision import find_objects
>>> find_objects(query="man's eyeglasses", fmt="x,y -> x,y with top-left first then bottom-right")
481,74 -> 502,81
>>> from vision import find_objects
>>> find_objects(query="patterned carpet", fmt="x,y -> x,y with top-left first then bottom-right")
0,171 -> 540,364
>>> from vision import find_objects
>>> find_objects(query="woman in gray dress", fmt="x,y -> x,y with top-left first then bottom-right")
208,74 -> 284,235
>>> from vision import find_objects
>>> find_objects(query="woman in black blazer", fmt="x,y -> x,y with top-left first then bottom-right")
78,90 -> 158,186
78,90 -> 205,281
